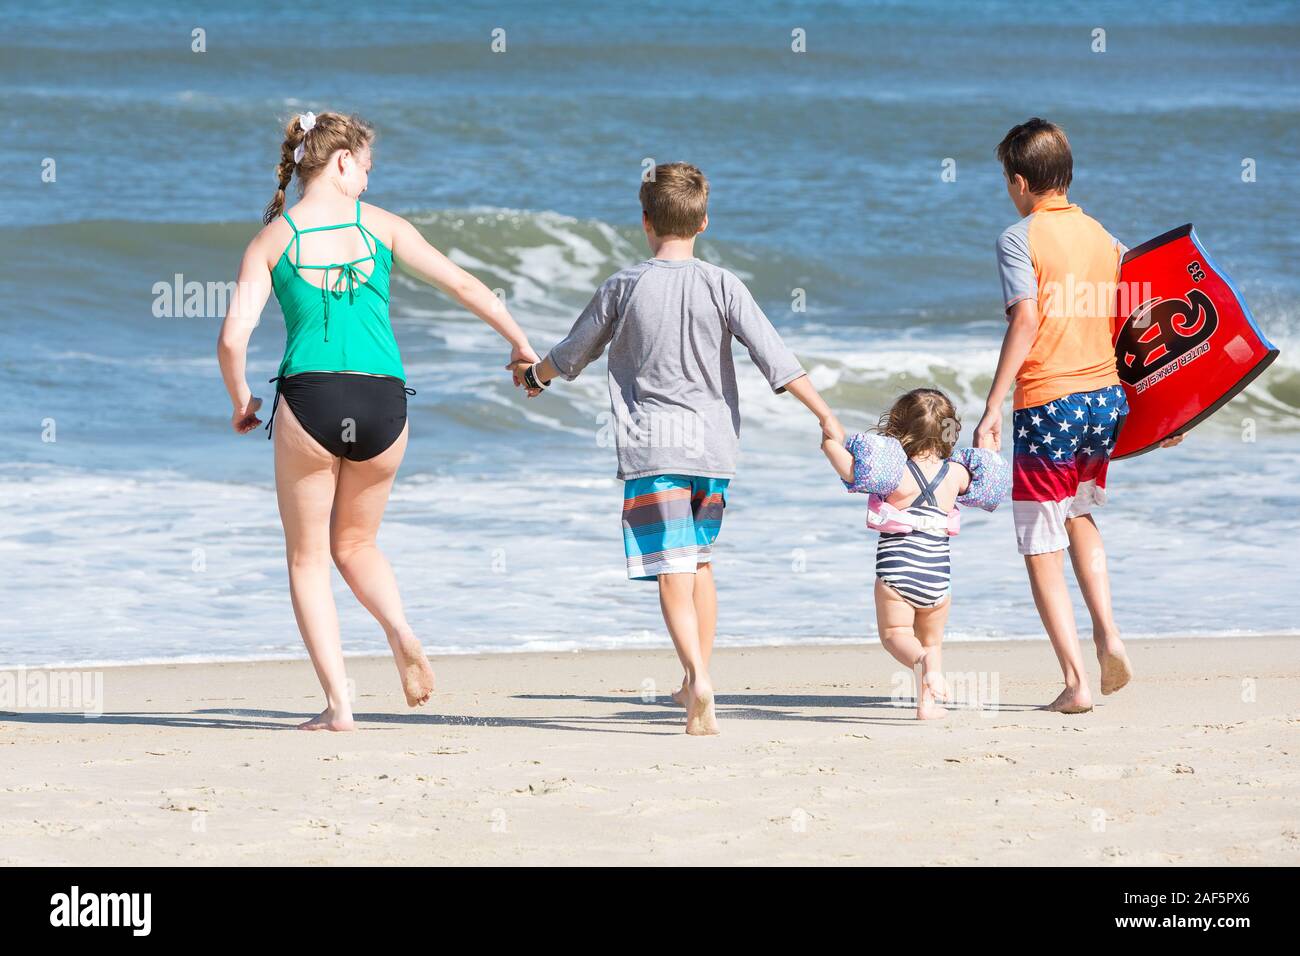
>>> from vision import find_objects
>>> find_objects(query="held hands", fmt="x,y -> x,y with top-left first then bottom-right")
820,413 -> 845,446
509,342 -> 540,369
818,414 -> 855,482
508,360 -> 542,398
974,408 -> 1001,452
505,343 -> 544,398
232,396 -> 263,434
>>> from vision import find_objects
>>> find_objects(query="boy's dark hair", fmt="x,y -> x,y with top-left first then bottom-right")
639,162 -> 709,238
995,118 -> 1073,194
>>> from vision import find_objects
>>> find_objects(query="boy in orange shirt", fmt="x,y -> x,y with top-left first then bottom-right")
974,118 -> 1181,713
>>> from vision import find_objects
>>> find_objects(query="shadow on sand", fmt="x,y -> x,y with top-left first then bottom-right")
0,691 -> 1039,735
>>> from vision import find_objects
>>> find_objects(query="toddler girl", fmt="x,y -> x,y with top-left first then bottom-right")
823,388 -> 1009,719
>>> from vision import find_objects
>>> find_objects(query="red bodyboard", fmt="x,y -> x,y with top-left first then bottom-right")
1112,224 -> 1278,459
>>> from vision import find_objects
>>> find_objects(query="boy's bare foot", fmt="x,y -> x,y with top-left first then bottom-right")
1045,685 -> 1093,714
297,708 -> 356,732
684,676 -> 719,736
391,628 -> 436,707
1098,643 -> 1133,696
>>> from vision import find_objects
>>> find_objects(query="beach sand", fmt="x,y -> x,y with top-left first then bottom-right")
1,637 -> 1296,866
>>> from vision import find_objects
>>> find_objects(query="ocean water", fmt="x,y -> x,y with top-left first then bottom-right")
1,0 -> 1298,666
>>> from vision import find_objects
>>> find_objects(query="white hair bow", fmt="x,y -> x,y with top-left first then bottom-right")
292,112 -> 317,164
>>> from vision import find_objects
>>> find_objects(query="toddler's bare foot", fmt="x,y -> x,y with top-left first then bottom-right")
1045,685 -> 1093,714
917,652 -> 949,720
930,672 -> 953,703
297,708 -> 355,732
684,676 -> 719,736
917,700 -> 949,720
391,628 -> 435,707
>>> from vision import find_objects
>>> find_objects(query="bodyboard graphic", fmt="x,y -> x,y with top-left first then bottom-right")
1112,224 -> 1278,459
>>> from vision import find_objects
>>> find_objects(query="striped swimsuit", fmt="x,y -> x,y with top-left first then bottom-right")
875,460 -> 953,609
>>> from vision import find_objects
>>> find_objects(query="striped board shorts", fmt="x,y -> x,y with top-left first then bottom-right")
622,474 -> 729,581
1012,383 -> 1129,555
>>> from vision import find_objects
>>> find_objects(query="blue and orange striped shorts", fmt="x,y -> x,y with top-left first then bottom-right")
622,474 -> 729,581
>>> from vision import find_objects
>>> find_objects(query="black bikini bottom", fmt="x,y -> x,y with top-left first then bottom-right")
268,372 -> 412,461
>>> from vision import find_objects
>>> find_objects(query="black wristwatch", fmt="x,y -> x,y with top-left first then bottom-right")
523,363 -> 551,390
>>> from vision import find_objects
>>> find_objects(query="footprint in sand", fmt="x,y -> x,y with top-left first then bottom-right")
938,752 -> 1017,766
1085,846 -> 1184,865
290,818 -> 343,836
514,777 -> 573,796
1000,788 -> 1079,807
623,796 -> 722,817
1069,764 -> 1136,780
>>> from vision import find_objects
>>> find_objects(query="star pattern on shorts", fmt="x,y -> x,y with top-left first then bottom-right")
1014,386 -> 1128,463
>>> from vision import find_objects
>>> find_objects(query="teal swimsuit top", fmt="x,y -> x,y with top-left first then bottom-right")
270,199 -> 405,382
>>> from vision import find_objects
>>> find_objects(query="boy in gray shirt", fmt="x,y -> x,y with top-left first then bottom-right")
515,163 -> 842,735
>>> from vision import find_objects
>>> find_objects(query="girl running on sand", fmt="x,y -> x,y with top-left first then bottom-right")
217,111 -> 539,730
823,388 -> 1009,719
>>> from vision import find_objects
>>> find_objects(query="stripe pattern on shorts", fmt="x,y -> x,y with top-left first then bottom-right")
622,474 -> 728,580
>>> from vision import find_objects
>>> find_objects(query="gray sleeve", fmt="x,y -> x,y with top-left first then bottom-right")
546,276 -> 621,381
996,223 -> 1036,314
723,274 -> 805,393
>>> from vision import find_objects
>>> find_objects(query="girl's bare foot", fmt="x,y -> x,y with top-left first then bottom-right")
390,628 -> 435,707
297,708 -> 356,732
684,676 -> 719,736
916,652 -> 948,721
1098,642 -> 1133,695
670,679 -> 688,707
1045,685 -> 1093,714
